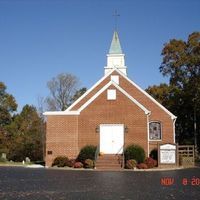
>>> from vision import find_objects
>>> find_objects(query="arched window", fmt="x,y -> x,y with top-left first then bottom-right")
149,121 -> 162,140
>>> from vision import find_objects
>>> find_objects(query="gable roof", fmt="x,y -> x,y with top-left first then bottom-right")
69,67 -> 176,119
44,81 -> 150,116
114,68 -> 177,119
78,81 -> 150,115
44,67 -> 176,119
66,68 -> 116,111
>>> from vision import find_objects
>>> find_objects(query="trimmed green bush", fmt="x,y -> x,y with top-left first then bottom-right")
84,159 -> 94,168
124,144 -> 145,164
125,159 -> 137,169
76,145 -> 97,163
52,156 -> 69,167
149,148 -> 158,161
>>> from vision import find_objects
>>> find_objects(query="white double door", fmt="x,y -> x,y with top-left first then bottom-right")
100,124 -> 124,154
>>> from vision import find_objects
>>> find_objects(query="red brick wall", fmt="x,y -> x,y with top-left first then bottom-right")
78,86 -> 148,154
117,73 -> 174,153
45,115 -> 78,167
45,70 -> 175,166
69,71 -> 124,111
70,77 -> 110,111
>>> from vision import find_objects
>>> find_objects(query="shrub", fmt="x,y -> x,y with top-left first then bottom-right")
125,159 -> 137,169
52,156 -> 69,167
0,157 -> 7,163
76,145 -> 97,163
145,157 -> 157,168
34,161 -> 45,166
150,149 -> 158,161
124,144 -> 145,164
84,159 -> 94,169
153,159 -> 158,167
137,163 -> 148,169
74,162 -> 83,168
67,159 -> 76,167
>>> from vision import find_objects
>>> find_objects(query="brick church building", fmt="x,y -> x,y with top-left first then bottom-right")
44,31 -> 177,167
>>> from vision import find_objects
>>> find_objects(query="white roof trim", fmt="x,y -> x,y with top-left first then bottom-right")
63,66 -> 176,119
78,82 -> 112,112
113,82 -> 150,115
43,111 -> 80,116
113,68 -> 177,120
66,68 -> 116,112
78,81 -> 150,115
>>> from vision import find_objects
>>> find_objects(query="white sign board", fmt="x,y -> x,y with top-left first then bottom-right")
160,144 -> 176,164
160,144 -> 176,150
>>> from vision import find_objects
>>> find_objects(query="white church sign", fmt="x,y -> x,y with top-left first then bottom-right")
159,144 -> 177,164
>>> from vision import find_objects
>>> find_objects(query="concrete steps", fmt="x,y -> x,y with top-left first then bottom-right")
95,154 -> 123,171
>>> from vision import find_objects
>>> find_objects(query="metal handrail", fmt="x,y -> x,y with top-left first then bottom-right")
115,144 -> 125,169
115,145 -> 123,155
122,149 -> 125,169
94,145 -> 100,165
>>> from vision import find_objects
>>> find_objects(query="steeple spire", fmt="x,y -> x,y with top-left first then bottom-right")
104,31 -> 127,76
109,31 -> 123,54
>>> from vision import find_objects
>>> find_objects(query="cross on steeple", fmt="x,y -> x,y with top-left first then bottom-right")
113,10 -> 120,31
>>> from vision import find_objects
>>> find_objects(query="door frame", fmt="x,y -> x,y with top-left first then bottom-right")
99,124 -> 125,154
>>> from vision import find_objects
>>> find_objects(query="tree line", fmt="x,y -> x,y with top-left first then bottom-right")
146,32 -> 200,152
0,32 -> 199,162
0,74 -> 86,162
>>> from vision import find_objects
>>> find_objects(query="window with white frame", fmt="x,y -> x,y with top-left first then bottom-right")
107,89 -> 116,100
149,121 -> 162,140
111,75 -> 119,85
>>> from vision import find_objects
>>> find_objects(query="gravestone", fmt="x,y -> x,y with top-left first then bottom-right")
25,157 -> 31,163
1,153 -> 7,160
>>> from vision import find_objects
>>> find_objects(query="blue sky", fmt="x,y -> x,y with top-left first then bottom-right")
0,0 -> 200,112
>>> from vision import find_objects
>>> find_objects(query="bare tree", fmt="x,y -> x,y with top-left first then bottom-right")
46,73 -> 79,111
37,96 -> 46,118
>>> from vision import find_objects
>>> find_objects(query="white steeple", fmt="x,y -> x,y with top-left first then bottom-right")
104,31 -> 127,75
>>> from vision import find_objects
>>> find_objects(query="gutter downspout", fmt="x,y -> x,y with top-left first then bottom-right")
147,112 -> 151,156
172,117 -> 177,144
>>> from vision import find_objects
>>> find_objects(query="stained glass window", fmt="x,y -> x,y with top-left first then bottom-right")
149,122 -> 161,140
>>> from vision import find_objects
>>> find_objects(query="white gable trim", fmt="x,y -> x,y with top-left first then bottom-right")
113,82 -> 150,115
78,81 -> 150,115
78,81 -> 112,112
43,111 -> 80,116
114,68 -> 177,120
65,69 -> 116,112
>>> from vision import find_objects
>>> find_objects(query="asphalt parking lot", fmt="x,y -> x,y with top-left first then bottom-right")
0,166 -> 199,200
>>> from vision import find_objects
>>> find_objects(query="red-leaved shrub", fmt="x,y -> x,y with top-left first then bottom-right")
74,162 -> 83,168
67,159 -> 76,167
137,163 -> 148,169
153,159 -> 158,167
145,157 -> 157,168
